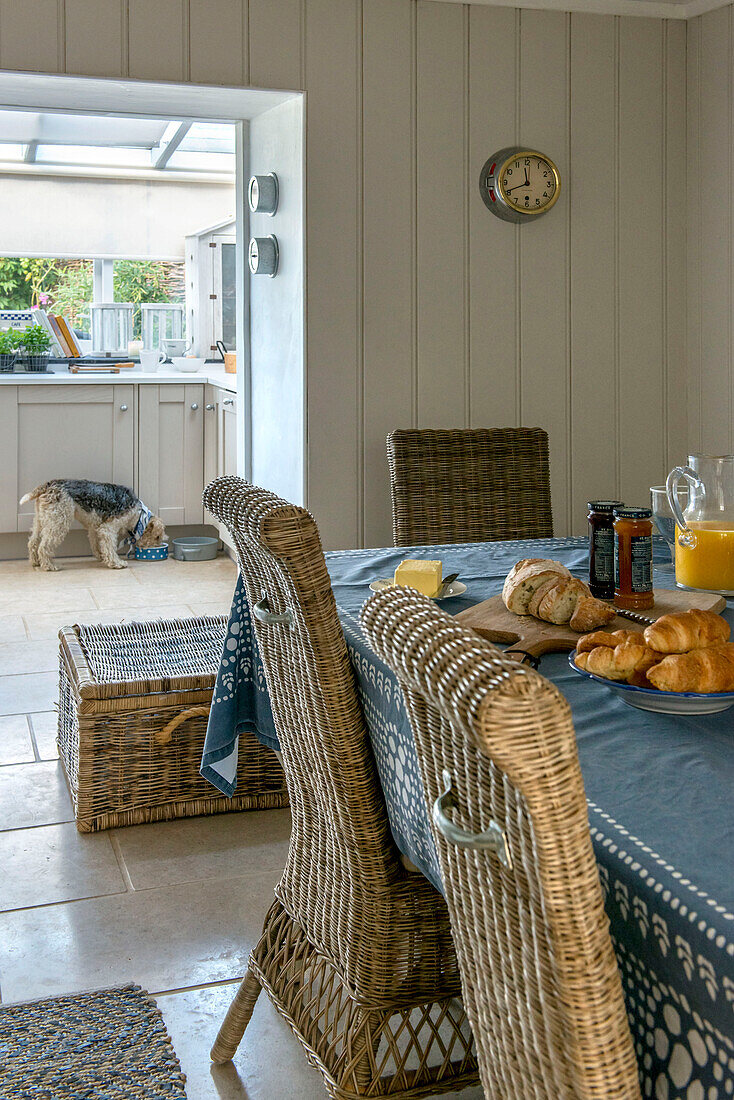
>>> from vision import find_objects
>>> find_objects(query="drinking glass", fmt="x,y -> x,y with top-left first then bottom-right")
650,484 -> 688,572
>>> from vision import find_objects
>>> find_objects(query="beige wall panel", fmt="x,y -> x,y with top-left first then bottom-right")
189,0 -> 246,86
519,10 -> 570,534
698,6 -> 731,455
618,18 -> 665,503
569,13 -> 617,533
362,0 -> 414,547
250,0 -> 303,90
128,0 -> 187,81
665,19 -> 687,472
65,0 -> 123,77
304,0 -> 362,548
0,0 -> 62,72
686,17 -> 702,455
416,0 -> 466,429
468,5 -> 519,432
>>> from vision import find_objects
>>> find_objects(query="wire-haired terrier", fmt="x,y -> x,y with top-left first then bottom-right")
20,479 -> 166,571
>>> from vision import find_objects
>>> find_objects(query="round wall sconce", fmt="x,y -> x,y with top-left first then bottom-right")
248,173 -> 279,216
249,235 -> 279,277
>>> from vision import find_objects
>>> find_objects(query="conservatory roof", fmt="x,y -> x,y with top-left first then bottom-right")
0,110 -> 235,183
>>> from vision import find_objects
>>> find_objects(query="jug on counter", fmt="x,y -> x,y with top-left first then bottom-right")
666,454 -> 734,595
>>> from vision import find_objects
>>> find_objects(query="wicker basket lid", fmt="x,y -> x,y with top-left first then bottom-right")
60,616 -> 227,701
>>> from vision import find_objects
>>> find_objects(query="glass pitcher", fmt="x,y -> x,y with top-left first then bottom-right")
666,454 -> 734,595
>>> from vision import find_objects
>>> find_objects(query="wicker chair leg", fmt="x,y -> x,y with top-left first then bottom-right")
211,967 -> 262,1064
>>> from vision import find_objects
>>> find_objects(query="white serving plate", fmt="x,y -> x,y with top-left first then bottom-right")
369,578 -> 467,600
568,651 -> 734,715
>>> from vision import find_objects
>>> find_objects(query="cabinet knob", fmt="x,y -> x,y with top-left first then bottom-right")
223,398 -> 234,406
190,403 -> 199,411
205,403 -> 215,411
119,404 -> 128,412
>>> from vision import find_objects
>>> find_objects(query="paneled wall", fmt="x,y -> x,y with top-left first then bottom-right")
687,6 -> 733,459
0,0 -> 686,546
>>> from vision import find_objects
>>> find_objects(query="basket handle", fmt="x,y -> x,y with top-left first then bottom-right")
156,704 -> 211,746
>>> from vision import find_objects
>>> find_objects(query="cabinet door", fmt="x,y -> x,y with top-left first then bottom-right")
218,392 -> 237,478
203,385 -> 219,492
14,384 -> 134,532
0,387 -> 18,532
138,384 -> 204,525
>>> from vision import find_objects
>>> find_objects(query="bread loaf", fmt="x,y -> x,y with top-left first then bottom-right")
643,609 -> 730,654
502,558 -> 616,631
569,596 -> 616,633
501,559 -> 571,615
647,643 -> 734,692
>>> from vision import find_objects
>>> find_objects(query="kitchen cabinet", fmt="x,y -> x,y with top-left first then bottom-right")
0,384 -> 135,532
137,384 -> 205,526
0,379 -> 236,540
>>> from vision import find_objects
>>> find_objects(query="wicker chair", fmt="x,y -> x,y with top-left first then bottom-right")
386,427 -> 553,546
203,476 -> 478,1100
361,587 -> 641,1100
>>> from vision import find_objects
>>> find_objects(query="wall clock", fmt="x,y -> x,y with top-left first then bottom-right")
479,147 -> 561,224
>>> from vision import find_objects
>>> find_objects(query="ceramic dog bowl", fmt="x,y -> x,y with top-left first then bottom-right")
172,536 -> 219,561
171,356 -> 206,373
135,542 -> 169,561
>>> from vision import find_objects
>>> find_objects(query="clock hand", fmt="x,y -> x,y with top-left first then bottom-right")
506,181 -> 530,192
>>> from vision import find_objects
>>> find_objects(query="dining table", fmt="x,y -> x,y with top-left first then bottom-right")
201,535 -> 734,1100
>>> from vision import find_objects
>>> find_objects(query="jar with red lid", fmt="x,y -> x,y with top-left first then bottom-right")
613,507 -> 654,610
587,501 -> 624,599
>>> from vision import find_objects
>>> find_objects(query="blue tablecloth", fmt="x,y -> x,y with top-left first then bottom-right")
202,537 -> 734,1099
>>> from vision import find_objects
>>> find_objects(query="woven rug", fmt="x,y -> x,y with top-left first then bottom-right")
0,983 -> 187,1098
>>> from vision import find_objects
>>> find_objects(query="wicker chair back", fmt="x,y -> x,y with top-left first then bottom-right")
361,585 -> 641,1100
387,426 -> 553,545
203,476 -> 465,1006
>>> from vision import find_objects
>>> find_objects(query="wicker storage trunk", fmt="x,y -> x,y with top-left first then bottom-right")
58,615 -> 288,833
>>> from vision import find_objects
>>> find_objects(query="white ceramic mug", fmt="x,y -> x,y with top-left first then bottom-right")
139,349 -> 166,372
163,338 -> 191,359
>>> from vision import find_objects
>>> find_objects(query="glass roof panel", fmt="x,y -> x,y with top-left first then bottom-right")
0,110 -> 235,178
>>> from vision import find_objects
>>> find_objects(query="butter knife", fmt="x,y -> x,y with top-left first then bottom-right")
437,572 -> 460,598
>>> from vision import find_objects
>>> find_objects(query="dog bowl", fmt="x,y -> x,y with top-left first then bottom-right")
171,356 -> 206,373
172,536 -> 219,561
135,542 -> 169,561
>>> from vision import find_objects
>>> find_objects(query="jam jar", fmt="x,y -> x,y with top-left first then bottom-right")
613,507 -> 654,610
587,501 -> 624,599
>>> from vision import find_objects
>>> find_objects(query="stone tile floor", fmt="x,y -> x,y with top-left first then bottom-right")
0,552 -> 482,1100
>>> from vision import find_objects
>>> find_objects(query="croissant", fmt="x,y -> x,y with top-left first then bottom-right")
585,643 -> 664,682
576,629 -> 639,654
643,609 -> 730,654
647,643 -> 734,693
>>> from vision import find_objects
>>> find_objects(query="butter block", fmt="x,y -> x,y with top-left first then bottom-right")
393,559 -> 442,597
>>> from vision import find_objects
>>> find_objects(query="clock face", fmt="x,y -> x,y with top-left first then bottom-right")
498,152 -> 559,215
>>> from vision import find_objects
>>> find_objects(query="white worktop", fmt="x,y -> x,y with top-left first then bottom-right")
0,363 -> 237,393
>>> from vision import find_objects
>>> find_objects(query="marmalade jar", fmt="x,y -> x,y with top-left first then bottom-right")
613,507 -> 654,610
587,501 -> 624,599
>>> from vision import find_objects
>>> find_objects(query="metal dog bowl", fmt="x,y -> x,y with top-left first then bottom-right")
135,542 -> 169,561
172,536 -> 219,562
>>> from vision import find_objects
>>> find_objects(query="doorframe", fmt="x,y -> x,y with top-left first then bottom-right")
0,70 -> 302,483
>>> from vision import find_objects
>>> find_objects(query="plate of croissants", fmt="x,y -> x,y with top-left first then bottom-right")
570,608 -> 734,713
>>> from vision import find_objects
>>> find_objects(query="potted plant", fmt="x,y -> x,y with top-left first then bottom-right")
0,328 -> 19,372
18,324 -> 51,372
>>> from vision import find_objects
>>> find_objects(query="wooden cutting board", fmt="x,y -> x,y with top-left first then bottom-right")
454,588 -> 727,658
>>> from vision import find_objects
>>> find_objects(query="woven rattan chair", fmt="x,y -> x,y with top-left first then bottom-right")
203,476 -> 478,1099
361,587 -> 641,1100
386,427 -> 553,545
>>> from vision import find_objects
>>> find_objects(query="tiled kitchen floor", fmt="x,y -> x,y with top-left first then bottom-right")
0,552 -> 482,1100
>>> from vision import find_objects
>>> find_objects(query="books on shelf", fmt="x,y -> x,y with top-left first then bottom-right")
0,309 -> 83,357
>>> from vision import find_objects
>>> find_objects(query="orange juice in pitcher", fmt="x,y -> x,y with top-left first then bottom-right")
668,455 -> 734,596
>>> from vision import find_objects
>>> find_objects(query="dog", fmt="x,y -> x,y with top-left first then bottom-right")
21,479 -> 166,571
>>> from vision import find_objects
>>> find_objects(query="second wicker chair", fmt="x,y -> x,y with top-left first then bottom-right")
387,427 -> 553,546
361,586 -> 641,1100
203,477 -> 478,1100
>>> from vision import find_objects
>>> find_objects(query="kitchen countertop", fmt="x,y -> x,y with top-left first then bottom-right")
0,363 -> 237,393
